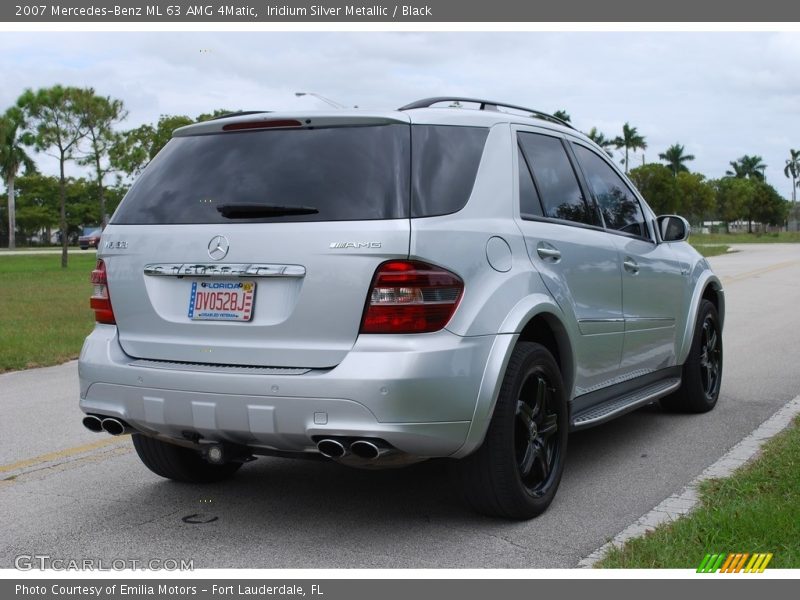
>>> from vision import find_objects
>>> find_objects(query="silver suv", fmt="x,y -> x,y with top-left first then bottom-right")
79,97 -> 724,519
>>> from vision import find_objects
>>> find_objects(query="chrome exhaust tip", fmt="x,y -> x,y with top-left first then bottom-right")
82,415 -> 104,433
349,440 -> 382,460
205,444 -> 226,465
317,439 -> 346,459
101,418 -> 130,436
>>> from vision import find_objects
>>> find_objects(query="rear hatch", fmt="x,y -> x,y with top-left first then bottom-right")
104,114 -> 411,368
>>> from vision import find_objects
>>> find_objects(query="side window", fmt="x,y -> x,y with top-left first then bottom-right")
518,132 -> 597,226
411,125 -> 489,218
518,146 -> 543,218
573,144 -> 648,239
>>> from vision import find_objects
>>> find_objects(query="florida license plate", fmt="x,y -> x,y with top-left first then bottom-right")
188,280 -> 255,321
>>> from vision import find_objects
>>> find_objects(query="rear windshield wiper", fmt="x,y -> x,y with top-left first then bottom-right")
216,203 -> 319,219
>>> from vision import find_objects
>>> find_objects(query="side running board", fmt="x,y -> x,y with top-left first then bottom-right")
571,377 -> 681,430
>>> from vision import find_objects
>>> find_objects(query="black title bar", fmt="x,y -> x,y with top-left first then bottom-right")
4,0 -> 800,22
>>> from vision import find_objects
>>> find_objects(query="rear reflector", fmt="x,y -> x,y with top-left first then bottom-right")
360,261 -> 463,334
90,259 -> 116,324
222,119 -> 303,131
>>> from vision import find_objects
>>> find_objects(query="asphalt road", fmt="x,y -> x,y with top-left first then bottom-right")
1,243 -> 799,569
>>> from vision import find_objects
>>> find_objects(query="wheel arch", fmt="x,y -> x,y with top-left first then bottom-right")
452,294 -> 577,458
677,272 -> 725,365
701,280 -> 725,330
517,313 -> 576,402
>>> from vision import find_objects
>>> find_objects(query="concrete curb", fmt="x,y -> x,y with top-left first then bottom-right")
578,394 -> 800,568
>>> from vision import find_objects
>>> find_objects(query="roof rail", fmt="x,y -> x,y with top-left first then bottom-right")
398,97 -> 574,129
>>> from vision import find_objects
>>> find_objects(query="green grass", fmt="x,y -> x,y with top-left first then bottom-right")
598,416 -> 800,568
694,231 -> 800,244
0,246 -> 85,252
0,254 -> 97,372
690,244 -> 731,258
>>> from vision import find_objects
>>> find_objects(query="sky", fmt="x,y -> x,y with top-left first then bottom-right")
1,31 -> 799,199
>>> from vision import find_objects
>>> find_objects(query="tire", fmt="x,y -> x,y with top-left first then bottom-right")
455,342 -> 569,519
660,299 -> 723,413
132,433 -> 242,483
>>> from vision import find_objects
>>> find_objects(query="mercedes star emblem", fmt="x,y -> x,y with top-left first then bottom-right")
207,235 -> 230,260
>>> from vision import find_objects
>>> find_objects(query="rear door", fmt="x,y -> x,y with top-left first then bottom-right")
514,129 -> 624,396
103,117 -> 411,368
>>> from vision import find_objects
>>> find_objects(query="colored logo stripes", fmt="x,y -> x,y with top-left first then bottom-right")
697,552 -> 773,573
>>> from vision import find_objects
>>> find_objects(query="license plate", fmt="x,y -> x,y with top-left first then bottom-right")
188,280 -> 255,321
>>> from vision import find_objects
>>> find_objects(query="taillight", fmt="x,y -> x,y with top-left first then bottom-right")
90,259 -> 116,324
360,261 -> 464,334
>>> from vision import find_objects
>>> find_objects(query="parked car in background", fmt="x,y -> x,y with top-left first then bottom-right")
78,98 -> 724,519
79,227 -> 102,250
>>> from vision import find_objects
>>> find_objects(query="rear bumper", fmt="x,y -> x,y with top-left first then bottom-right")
78,325 -> 497,457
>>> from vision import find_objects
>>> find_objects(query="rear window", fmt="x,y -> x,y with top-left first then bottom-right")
112,124 -> 411,224
411,125 -> 489,217
518,132 -> 599,226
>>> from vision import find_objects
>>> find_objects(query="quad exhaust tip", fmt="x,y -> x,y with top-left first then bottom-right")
206,444 -> 226,465
316,438 -> 388,461
316,439 -> 346,459
100,418 -> 130,436
349,440 -> 381,460
82,415 -> 104,433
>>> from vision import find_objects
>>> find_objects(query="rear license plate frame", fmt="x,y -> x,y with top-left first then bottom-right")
188,280 -> 256,321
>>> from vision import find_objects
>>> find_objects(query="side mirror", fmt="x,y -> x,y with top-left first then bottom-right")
657,215 -> 690,242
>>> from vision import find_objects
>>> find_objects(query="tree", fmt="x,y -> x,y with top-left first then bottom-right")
714,177 -> 752,231
11,173 -> 126,243
746,182 -> 788,231
110,114 -> 192,177
658,143 -> 695,176
78,92 -> 127,228
552,110 -> 571,123
196,108 -> 236,122
0,107 -> 36,249
726,155 -> 766,181
613,122 -> 647,174
18,86 -> 90,267
713,178 -> 785,233
784,148 -> 800,229
675,172 -> 714,225
586,127 -> 614,157
110,110 -> 231,177
628,163 -> 678,215
11,173 -> 60,242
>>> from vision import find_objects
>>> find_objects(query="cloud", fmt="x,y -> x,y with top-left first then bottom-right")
1,31 -> 798,197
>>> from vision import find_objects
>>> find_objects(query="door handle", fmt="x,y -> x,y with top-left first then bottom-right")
536,243 -> 561,262
623,257 -> 640,274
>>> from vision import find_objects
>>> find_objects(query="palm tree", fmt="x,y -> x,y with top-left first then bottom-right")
613,122 -> 647,174
785,149 -> 800,230
658,143 -> 695,176
587,127 -> 614,157
785,149 -> 800,191
726,155 -> 766,181
0,107 -> 36,249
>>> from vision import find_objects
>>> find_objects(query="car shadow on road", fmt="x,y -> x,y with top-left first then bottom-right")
8,401 -> 712,568
131,401 -> 692,530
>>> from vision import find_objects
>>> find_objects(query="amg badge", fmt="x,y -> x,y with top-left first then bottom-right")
329,242 -> 382,249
